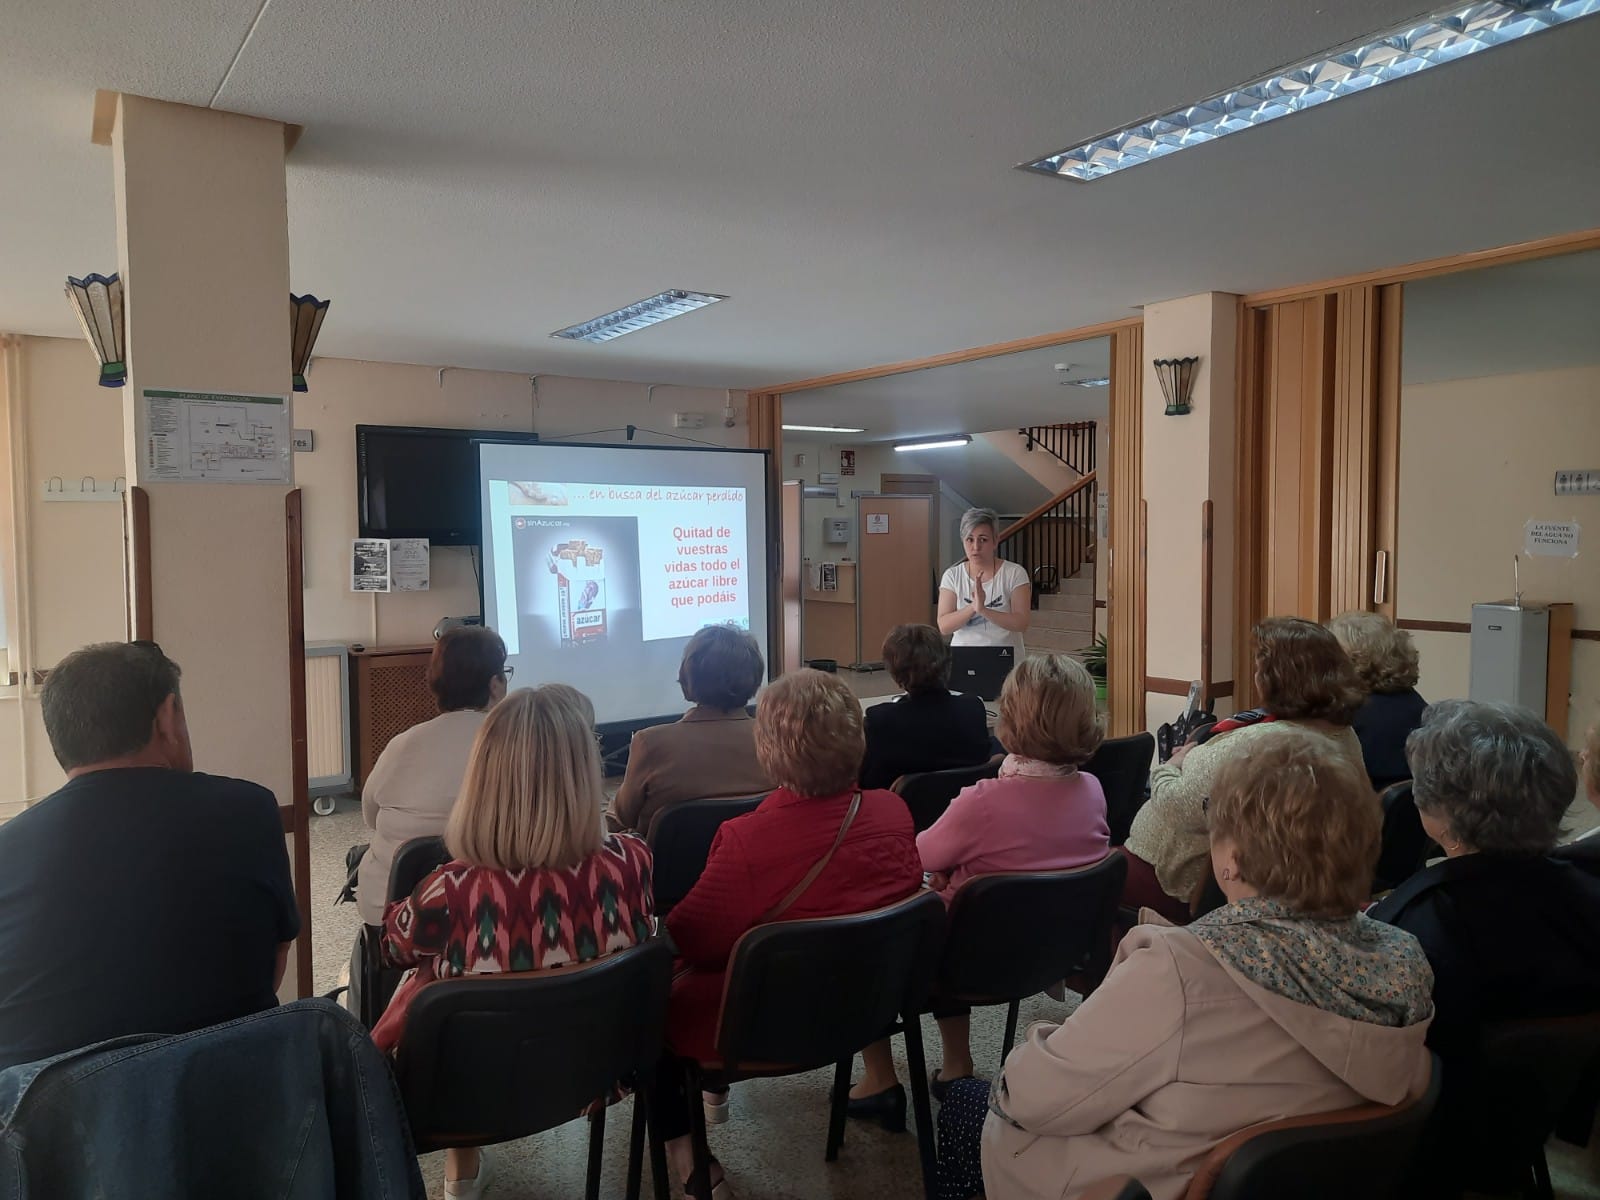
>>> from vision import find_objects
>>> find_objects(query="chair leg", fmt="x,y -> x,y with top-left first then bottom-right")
1532,1145 -> 1555,1200
1001,999 -> 1021,1072
825,1055 -> 851,1162
585,1107 -> 606,1200
686,1063 -> 715,1199
902,1013 -> 938,1200
626,1094 -> 646,1200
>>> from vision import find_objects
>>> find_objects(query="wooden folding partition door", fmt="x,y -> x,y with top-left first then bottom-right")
1233,285 -> 1402,705
855,493 -> 933,668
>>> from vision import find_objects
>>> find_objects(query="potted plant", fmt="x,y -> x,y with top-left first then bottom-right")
1082,633 -> 1108,708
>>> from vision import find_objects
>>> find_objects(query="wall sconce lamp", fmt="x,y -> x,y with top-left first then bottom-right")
290,293 -> 331,392
1153,356 -> 1200,416
64,273 -> 126,387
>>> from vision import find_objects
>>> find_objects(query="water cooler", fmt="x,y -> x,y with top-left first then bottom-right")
1469,602 -> 1550,712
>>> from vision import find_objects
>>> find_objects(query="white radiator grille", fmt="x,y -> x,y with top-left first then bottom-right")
304,645 -> 350,791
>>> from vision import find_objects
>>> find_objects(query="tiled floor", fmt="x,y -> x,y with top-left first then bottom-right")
309,786 -> 1600,1199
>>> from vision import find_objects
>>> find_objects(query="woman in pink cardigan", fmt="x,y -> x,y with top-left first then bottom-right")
849,654 -> 1111,1128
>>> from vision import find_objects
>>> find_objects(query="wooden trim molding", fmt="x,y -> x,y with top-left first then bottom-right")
1200,500 -> 1213,700
126,487 -> 153,642
1146,676 -> 1236,700
1106,324 -> 1145,737
1398,617 -> 1600,641
285,490 -> 313,998
1373,284 -> 1403,620
1242,225 -> 1600,307
756,316 -> 1143,395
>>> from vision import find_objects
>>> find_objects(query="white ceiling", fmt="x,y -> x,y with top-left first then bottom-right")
784,337 -> 1110,441
1402,248 -> 1600,384
5,2 -> 1600,390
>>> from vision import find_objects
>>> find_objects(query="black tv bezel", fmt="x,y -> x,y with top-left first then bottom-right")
355,424 -> 540,546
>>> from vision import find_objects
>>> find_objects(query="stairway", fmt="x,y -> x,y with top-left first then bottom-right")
1028,569 -> 1096,658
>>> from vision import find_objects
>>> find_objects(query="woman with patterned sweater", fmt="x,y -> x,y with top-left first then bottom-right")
374,684 -> 654,1200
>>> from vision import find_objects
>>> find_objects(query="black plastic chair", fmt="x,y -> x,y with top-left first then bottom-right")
1470,1013 -> 1600,1199
1372,782 -> 1434,892
937,855 -> 1129,1068
681,892 -> 947,1200
1168,1053 -> 1442,1200
352,835 -> 451,1029
646,796 -> 764,913
1083,732 -> 1155,846
393,936 -> 677,1200
891,757 -> 1003,833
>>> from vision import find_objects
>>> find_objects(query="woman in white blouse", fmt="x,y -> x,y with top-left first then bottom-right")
355,626 -> 510,925
937,507 -> 1031,656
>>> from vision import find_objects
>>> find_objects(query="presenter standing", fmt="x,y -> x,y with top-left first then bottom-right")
937,507 -> 1031,658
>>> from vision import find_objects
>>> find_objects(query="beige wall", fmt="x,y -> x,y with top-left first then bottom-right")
0,334 -> 747,810
1140,293 -> 1239,729
1398,364 -> 1600,746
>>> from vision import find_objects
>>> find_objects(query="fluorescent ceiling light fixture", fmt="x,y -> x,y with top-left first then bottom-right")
1063,376 -> 1111,388
895,436 -> 972,452
782,423 -> 867,433
1023,0 -> 1600,182
551,290 -> 727,343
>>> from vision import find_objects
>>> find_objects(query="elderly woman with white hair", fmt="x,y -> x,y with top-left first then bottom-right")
938,507 -> 1032,656
1371,699 -> 1600,1196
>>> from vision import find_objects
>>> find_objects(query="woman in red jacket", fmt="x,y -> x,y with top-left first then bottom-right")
654,669 -> 924,1198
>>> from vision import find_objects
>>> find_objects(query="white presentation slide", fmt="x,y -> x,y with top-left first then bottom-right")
479,441 -> 771,727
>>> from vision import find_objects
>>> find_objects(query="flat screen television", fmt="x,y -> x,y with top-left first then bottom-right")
356,425 -> 539,545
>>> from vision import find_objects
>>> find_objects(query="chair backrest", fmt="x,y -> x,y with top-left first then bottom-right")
939,854 -> 1129,1002
1188,1054 -> 1442,1200
1476,1012 -> 1600,1148
647,795 -> 765,911
393,936 -> 675,1151
388,835 -> 450,902
1372,781 -> 1432,891
715,891 -> 945,1073
1083,733 -> 1155,846
891,757 -> 1003,833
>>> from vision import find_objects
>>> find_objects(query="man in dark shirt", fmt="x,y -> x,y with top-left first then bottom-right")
0,641 -> 299,1070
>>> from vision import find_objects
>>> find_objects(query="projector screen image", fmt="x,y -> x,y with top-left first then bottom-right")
480,441 -> 771,728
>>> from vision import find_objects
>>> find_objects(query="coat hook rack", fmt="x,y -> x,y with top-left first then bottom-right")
41,474 -> 124,503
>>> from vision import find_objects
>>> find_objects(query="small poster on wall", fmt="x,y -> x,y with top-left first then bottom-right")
351,538 -> 390,592
840,449 -> 856,476
390,538 -> 431,591
1524,519 -> 1580,558
866,513 -> 890,534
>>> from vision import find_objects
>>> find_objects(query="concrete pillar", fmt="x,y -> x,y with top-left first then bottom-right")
110,96 -> 301,988
1140,294 -> 1239,730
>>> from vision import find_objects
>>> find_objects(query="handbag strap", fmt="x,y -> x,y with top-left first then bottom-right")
761,790 -> 863,923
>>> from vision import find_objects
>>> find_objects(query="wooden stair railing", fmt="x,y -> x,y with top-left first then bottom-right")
998,471 -> 1097,610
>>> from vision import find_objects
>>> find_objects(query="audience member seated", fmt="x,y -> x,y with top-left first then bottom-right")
0,641 -> 298,1071
937,726 -> 1435,1200
1326,611 -> 1427,791
373,684 -> 654,1200
1370,700 -> 1600,1197
858,623 -> 992,790
610,623 -> 771,834
852,654 -> 1110,1119
1561,718 -> 1600,854
650,669 -> 924,1199
1122,617 -> 1366,922
356,626 -> 509,926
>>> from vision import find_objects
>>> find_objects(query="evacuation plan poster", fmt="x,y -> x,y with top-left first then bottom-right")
139,388 -> 292,484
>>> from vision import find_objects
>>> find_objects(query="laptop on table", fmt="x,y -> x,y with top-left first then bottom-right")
950,645 -> 1016,702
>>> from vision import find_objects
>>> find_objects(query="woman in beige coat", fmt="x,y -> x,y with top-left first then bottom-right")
935,725 -> 1435,1200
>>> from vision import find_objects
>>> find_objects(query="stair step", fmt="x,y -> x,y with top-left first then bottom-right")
1032,607 -> 1095,634
1037,589 -> 1094,612
1028,628 -> 1094,654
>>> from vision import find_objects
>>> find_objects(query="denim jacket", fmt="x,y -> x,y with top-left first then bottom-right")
0,998 -> 425,1199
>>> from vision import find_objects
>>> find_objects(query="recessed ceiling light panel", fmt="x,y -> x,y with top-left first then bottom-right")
551,290 -> 727,343
1063,376 -> 1111,388
1023,0 -> 1600,182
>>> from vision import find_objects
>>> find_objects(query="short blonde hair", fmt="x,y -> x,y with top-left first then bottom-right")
996,654 -> 1103,766
446,685 -> 605,871
755,669 -> 864,797
1207,726 -> 1380,918
1326,611 -> 1420,694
